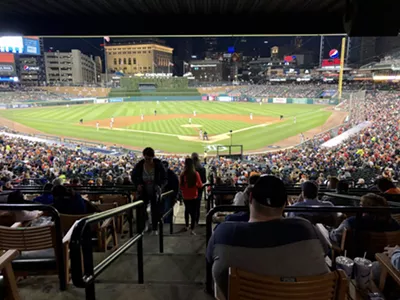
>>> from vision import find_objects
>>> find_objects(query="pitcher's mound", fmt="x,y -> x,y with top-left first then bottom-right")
181,124 -> 202,128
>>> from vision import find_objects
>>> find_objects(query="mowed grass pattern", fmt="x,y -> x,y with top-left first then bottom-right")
0,101 -> 331,153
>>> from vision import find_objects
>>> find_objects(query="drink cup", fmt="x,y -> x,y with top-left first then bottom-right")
336,256 -> 354,278
354,257 -> 373,290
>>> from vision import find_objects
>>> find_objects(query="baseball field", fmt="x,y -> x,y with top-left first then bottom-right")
0,101 -> 346,153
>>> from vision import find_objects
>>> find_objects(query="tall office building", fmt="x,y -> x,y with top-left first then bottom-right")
94,56 -> 102,83
45,49 -> 97,84
105,40 -> 173,74
204,37 -> 218,59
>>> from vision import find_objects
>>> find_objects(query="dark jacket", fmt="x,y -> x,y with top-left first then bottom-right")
165,169 -> 179,199
53,193 -> 87,215
131,158 -> 168,198
195,164 -> 206,199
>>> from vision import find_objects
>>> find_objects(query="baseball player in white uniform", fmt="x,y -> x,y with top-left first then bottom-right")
193,110 -> 197,117
141,114 -> 144,121
294,116 -> 297,124
96,122 -> 99,131
250,113 -> 253,120
189,118 -> 192,124
109,121 -> 113,129
111,116 -> 114,124
199,129 -> 203,140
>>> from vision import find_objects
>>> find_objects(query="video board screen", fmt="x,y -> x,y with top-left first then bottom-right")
0,36 -> 41,55
0,53 -> 16,76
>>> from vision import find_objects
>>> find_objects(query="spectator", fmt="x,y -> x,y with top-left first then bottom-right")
162,160 -> 179,223
131,147 -> 167,233
179,158 -> 203,235
288,181 -> 334,218
226,175 -> 261,223
207,175 -> 329,299
52,185 -> 87,215
7,190 -> 41,222
330,193 -> 400,243
377,178 -> 400,195
95,177 -> 103,186
326,177 -> 339,190
192,152 -> 207,224
33,183 -> 54,205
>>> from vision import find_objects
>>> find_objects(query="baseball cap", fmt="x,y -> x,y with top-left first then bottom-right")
251,175 -> 287,207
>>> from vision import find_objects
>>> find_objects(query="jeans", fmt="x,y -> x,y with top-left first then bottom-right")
162,196 -> 173,224
183,199 -> 196,230
143,195 -> 159,231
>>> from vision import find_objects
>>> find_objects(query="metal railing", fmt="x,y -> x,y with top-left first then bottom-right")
158,190 -> 175,253
205,204 -> 400,294
69,200 -> 145,300
0,204 -> 66,290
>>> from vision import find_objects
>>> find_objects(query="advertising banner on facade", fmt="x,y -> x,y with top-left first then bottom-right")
218,96 -> 233,102
0,53 -> 16,77
109,98 -> 123,103
272,98 -> 287,104
292,98 -> 308,104
95,99 -> 109,104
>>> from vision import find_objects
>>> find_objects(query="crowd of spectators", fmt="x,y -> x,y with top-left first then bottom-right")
0,89 -> 398,191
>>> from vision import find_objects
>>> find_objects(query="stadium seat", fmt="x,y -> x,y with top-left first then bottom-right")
227,267 -> 348,300
0,249 -> 20,300
60,213 -> 118,252
376,253 -> 400,291
339,229 -> 400,260
0,224 -> 69,290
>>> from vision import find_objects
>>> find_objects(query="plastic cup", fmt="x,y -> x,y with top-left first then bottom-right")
336,256 -> 354,278
354,257 -> 373,290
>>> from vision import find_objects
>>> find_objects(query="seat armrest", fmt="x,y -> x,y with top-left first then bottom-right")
0,250 -> 19,269
376,253 -> 400,286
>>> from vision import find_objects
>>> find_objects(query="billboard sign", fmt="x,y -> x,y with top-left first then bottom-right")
0,53 -> 16,77
329,49 -> 339,59
0,36 -> 41,55
272,98 -> 287,104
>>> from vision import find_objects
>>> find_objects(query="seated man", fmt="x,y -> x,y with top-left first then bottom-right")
330,193 -> 400,244
207,175 -> 330,299
288,181 -> 335,218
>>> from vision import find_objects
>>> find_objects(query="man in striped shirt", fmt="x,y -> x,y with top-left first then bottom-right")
207,176 -> 329,299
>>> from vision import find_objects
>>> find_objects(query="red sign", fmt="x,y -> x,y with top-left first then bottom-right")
284,56 -> 294,62
322,58 -> 340,67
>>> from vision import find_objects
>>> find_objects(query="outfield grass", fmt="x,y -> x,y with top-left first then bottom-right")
0,101 -> 331,153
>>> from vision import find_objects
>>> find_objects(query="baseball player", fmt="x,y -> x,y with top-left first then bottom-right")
193,110 -> 197,117
189,118 -> 192,124
294,116 -> 297,124
110,121 -> 113,129
96,122 -> 99,131
111,116 -> 114,124
141,113 -> 144,121
199,129 -> 203,140
250,113 -> 253,120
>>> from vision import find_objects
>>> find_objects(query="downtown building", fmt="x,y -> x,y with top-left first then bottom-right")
44,50 -> 99,84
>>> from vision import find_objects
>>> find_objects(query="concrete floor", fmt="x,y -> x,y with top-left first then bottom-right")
17,200 -> 213,300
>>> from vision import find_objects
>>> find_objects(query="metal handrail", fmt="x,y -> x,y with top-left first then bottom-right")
69,200 -> 145,300
205,204 -> 400,294
158,190 -> 175,253
0,204 -> 66,291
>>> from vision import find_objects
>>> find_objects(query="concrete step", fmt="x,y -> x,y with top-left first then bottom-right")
19,277 -> 213,300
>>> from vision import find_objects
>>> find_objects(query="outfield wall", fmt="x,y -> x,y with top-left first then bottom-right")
202,95 -> 339,105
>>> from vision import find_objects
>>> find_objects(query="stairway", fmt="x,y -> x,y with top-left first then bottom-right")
18,203 -> 213,300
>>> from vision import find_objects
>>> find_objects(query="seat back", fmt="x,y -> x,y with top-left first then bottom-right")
391,214 -> 400,224
101,195 -> 128,206
0,225 -> 56,251
60,214 -> 92,234
343,229 -> 400,260
228,268 -> 348,300
95,203 -> 118,212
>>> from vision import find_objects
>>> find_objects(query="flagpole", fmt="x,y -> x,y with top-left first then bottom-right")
104,38 -> 108,87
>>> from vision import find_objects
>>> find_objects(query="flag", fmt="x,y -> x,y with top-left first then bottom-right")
104,36 -> 110,43
183,61 -> 189,66
153,61 -> 158,67
168,62 -> 174,66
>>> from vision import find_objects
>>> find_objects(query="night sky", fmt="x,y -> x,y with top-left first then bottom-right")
43,36 -> 344,60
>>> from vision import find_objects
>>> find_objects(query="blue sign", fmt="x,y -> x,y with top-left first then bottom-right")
23,37 -> 40,55
228,46 -> 235,53
109,98 -> 123,103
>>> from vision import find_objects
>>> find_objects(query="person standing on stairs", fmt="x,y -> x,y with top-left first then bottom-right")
191,152 -> 207,224
180,158 -> 203,235
132,147 -> 168,234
